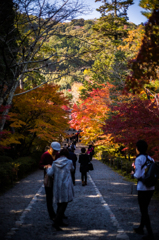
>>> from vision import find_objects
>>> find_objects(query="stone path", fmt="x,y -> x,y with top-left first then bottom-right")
0,144 -> 159,240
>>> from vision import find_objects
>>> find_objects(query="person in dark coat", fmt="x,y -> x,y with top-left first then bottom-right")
79,147 -> 90,186
86,144 -> 94,161
39,142 -> 61,220
68,147 -> 77,185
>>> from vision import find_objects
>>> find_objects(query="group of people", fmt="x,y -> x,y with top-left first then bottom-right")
66,131 -> 80,143
39,139 -> 155,240
39,141 -> 94,231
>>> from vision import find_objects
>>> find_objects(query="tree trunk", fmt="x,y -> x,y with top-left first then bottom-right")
0,80 -> 19,132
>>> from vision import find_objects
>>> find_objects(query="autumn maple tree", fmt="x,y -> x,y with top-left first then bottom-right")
70,84 -> 113,146
3,84 -> 69,156
103,95 -> 159,159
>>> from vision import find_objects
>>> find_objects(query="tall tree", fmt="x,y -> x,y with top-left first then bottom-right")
0,0 -> 18,96
125,9 -> 159,93
94,0 -> 134,41
70,84 -> 112,145
0,0 -> 87,132
139,0 -> 159,18
79,0 -> 135,97
103,96 -> 159,159
5,84 -> 69,156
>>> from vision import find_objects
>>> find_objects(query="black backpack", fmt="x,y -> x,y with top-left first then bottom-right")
140,156 -> 159,188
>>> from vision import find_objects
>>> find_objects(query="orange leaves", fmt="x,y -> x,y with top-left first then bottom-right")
7,84 -> 69,152
9,113 -> 26,128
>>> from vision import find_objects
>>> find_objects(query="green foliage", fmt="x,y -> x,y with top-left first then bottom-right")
94,0 -> 134,41
96,0 -> 134,18
71,18 -> 85,26
139,0 -> 159,18
15,156 -> 38,178
41,19 -> 95,91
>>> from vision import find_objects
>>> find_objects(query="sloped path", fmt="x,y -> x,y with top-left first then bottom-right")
0,144 -> 159,240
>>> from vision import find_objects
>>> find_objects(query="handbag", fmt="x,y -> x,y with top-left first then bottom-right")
88,162 -> 94,171
44,174 -> 53,187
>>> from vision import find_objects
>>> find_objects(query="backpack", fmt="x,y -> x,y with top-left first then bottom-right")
140,156 -> 159,188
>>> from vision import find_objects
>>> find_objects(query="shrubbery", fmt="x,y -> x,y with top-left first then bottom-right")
0,151 -> 42,193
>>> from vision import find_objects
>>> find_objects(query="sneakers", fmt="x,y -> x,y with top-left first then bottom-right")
133,227 -> 144,235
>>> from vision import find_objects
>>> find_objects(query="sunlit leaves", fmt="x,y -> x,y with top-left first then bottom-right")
70,84 -> 113,145
7,84 -> 69,154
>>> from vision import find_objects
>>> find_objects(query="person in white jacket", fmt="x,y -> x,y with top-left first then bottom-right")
132,140 -> 155,240
47,148 -> 74,231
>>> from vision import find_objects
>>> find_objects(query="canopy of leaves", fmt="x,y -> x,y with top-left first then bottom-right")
103,96 -> 159,159
0,0 -> 89,132
94,0 -> 133,41
139,0 -> 159,18
125,9 -> 159,93
70,84 -> 113,145
5,84 -> 69,156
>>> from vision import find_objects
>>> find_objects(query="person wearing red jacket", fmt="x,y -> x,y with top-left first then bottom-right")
39,142 -> 61,220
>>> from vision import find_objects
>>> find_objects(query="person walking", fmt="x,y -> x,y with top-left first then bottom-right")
39,142 -> 61,221
132,140 -> 155,240
79,147 -> 90,186
47,148 -> 74,231
86,144 -> 94,161
68,147 -> 77,185
71,141 -> 76,151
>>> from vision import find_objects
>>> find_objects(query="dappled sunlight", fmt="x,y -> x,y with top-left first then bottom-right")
23,194 -> 34,199
60,229 -> 108,237
22,180 -> 43,184
37,180 -> 43,183
85,194 -> 100,198
129,222 -> 139,226
10,209 -> 23,214
110,182 -> 129,186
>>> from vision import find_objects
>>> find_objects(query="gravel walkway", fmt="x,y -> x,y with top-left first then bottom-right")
0,144 -> 159,240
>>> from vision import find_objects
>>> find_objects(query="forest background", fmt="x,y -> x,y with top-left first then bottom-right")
0,0 -> 159,193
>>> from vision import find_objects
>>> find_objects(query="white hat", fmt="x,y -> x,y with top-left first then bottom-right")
51,142 -> 61,151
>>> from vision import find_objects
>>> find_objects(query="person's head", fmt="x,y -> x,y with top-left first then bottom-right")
60,148 -> 69,158
63,144 -> 67,149
136,140 -> 148,155
50,142 -> 61,155
81,147 -> 86,153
